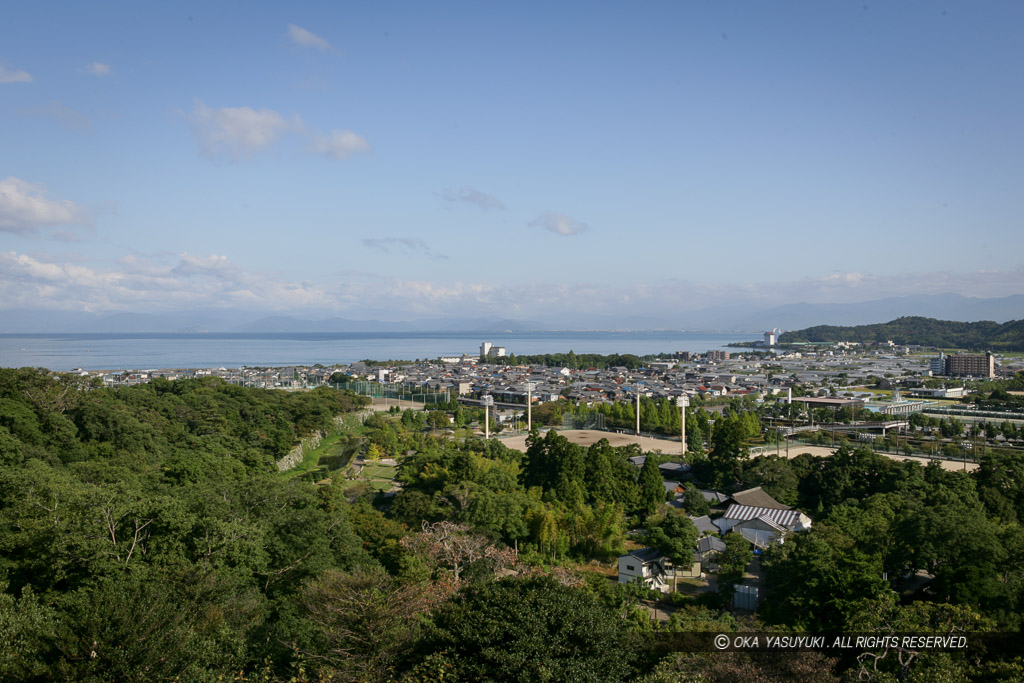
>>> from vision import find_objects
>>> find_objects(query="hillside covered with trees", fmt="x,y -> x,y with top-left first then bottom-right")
1,367 -> 1023,681
779,316 -> 1024,351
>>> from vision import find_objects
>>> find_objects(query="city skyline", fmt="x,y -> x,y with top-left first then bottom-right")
2,2 -> 1023,324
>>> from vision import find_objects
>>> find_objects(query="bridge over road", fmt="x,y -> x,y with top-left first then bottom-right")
777,420 -> 908,437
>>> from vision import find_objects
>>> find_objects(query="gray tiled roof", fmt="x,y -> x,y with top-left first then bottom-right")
729,486 -> 789,510
697,536 -> 726,554
689,515 -> 719,535
723,504 -> 802,528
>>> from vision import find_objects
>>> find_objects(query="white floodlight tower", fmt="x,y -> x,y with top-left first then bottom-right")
677,394 -> 690,455
482,395 -> 494,440
635,383 -> 644,436
525,382 -> 536,432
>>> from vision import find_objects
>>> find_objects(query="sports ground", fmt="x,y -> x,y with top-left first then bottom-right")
498,429 -> 978,472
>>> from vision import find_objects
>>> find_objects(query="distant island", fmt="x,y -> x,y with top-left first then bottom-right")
779,316 -> 1024,352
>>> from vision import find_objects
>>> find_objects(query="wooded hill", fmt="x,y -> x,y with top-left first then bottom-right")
780,316 -> 1024,351
2,367 -> 1024,681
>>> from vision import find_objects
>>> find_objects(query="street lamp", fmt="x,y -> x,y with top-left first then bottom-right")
676,394 -> 689,456
482,395 -> 494,440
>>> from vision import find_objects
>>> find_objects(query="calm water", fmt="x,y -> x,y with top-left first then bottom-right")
0,331 -> 756,371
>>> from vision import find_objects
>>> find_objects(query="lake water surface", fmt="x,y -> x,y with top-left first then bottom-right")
0,331 -> 757,371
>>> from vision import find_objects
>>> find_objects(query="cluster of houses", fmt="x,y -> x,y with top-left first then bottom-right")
354,356 -> 771,405
345,344 -> 1013,411
617,479 -> 812,594
93,365 -> 335,388
78,340 -> 1024,408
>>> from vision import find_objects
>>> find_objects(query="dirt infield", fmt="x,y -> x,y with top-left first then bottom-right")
498,430 -> 977,472
499,429 -> 686,454
368,398 -> 426,411
771,444 -> 977,472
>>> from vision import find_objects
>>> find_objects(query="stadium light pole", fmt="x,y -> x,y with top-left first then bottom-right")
482,395 -> 494,440
635,385 -> 641,436
526,382 -> 536,432
676,394 -> 689,456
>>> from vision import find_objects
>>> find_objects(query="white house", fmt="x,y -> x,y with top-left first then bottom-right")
617,547 -> 701,592
734,517 -> 790,549
618,548 -> 669,592
714,504 -> 812,537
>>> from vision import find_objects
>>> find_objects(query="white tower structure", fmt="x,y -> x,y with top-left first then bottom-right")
677,394 -> 689,455
482,395 -> 494,439
525,382 -> 536,432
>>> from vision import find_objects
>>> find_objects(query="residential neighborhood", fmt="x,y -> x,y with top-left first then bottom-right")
617,485 -> 812,610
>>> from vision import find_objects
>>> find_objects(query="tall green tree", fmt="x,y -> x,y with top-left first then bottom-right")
410,575 -> 633,682
761,525 -> 890,631
715,532 -> 753,602
708,414 -> 749,488
637,457 -> 664,516
646,510 -> 698,591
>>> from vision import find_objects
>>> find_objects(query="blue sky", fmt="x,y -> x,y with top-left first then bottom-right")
2,1 -> 1022,323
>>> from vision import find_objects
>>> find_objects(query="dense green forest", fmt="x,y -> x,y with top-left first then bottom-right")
1,367 -> 1023,681
780,316 -> 1024,351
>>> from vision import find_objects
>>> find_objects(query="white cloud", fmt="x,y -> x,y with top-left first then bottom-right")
362,238 -> 447,259
184,101 -> 366,163
529,210 -> 590,236
0,63 -> 32,83
0,251 -> 333,313
440,186 -> 506,211
0,177 -> 90,235
172,252 -> 238,277
185,100 -> 291,160
287,24 -> 333,51
81,62 -> 110,76
3,246 -> 1022,324
21,101 -> 91,130
308,129 -> 369,159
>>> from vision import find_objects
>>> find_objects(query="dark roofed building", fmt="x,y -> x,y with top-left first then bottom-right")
658,462 -> 691,478
663,481 -> 685,496
728,486 -> 789,510
701,490 -> 730,506
697,535 -> 726,556
689,515 -> 719,535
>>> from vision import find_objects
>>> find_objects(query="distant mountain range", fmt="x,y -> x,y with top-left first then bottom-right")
707,293 -> 1024,333
781,316 -> 1024,352
1,293 -> 1021,334
226,316 -> 545,334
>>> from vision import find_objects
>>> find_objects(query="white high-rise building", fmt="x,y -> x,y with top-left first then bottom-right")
480,341 -> 507,358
